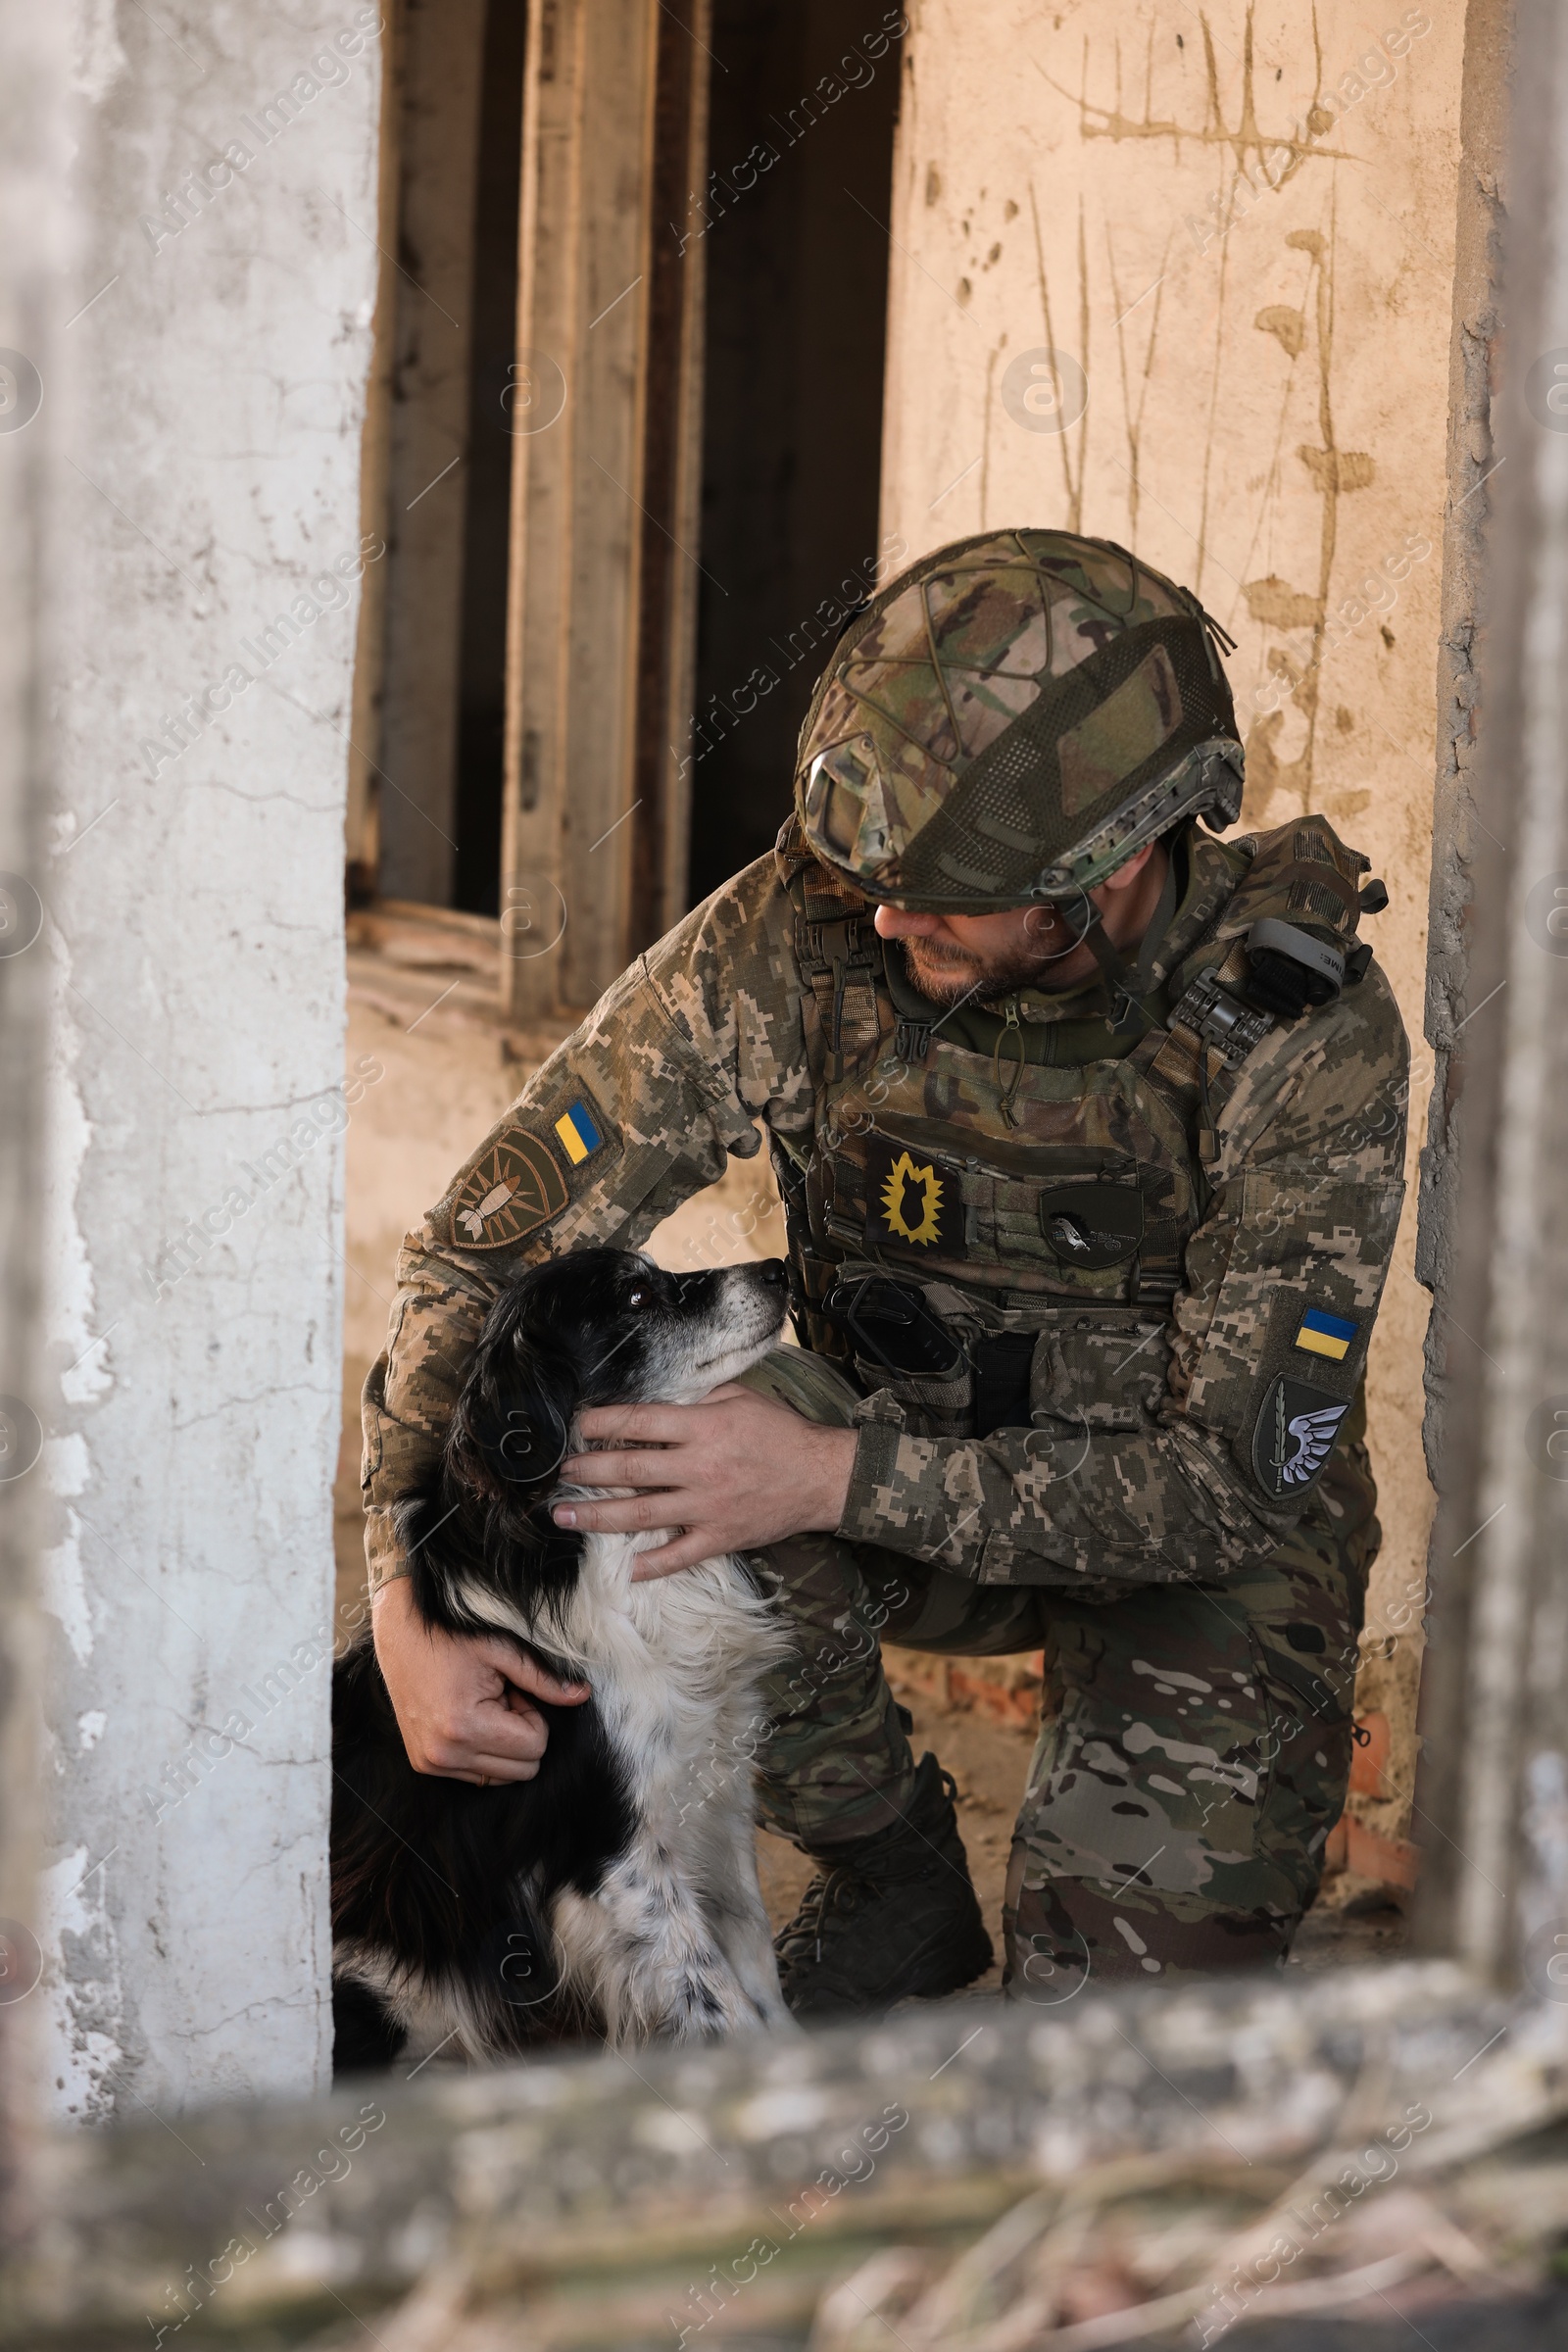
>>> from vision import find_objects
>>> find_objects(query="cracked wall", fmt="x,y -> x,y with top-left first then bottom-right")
882,0 -> 1483,1864
34,2 -> 384,2116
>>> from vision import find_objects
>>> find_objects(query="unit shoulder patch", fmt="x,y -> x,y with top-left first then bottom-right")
864,1134 -> 966,1258
1252,1374 -> 1350,1500
450,1131 -> 569,1250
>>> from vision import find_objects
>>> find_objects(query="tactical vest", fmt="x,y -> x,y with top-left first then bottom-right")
769,814 -> 1378,1444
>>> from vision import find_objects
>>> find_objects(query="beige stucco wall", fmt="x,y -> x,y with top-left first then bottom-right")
881,0 -> 1469,1846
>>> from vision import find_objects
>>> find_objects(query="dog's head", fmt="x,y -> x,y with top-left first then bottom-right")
404,1251 -> 790,1631
459,1248 -> 790,1478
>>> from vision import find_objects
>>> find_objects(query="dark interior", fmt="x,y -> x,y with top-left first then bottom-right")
452,0 -> 528,917
687,1 -> 904,906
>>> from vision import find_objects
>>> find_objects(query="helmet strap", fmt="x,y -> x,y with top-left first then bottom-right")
1078,844 -> 1183,1034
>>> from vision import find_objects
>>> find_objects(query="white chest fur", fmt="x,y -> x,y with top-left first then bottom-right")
456,1525 -> 795,2045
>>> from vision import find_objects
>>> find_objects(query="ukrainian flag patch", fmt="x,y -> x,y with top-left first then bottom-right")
1294,1306 -> 1358,1362
554,1100 -> 604,1166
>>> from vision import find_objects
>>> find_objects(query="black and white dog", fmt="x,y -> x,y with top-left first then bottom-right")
332,1249 -> 796,2058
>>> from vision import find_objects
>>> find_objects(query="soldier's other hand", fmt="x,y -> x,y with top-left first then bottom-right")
555,1386 -> 859,1580
370,1575 -> 590,1782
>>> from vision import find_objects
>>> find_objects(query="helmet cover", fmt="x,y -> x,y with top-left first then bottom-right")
795,528 -> 1244,909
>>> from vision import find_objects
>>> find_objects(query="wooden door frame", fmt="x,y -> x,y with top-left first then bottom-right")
501,0 -> 710,1017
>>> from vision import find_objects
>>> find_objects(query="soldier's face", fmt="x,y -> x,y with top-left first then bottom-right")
874,840 -> 1164,1005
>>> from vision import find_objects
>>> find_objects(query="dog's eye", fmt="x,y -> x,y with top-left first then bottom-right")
627,1286 -> 648,1307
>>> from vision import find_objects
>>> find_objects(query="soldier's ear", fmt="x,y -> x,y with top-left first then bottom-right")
1098,839 -> 1158,897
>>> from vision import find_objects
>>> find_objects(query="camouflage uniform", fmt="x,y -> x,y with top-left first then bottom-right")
364,531 -> 1407,1994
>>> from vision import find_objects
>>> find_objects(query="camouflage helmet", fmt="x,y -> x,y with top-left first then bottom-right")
794,529 -> 1244,909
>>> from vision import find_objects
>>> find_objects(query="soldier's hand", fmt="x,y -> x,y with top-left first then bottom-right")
554,1385 -> 859,1580
371,1575 -> 590,1782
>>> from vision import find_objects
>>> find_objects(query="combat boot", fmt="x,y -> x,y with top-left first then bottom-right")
774,1751 -> 994,2019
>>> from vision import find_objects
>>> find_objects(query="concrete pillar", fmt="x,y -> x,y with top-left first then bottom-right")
0,0 -> 70,2198
1415,0 -> 1568,1980
880,0 -> 1486,1862
38,6 -> 383,2114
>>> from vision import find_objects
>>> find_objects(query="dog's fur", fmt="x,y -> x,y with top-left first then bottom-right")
331,1249 -> 797,2058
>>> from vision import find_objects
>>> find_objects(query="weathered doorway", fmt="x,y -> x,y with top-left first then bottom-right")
355,3 -> 906,971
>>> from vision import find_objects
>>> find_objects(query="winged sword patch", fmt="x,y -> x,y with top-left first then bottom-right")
1251,1376 -> 1350,1500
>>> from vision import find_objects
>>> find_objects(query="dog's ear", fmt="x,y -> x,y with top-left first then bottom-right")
451,1303 -> 578,1499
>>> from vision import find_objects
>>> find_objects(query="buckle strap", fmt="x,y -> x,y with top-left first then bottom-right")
798,912 -> 875,968
794,908 -> 879,1053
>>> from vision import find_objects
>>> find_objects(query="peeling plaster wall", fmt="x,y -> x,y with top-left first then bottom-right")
882,0 -> 1475,1844
36,3 -> 384,2116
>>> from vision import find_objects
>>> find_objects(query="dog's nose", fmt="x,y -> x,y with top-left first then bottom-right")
754,1257 -> 789,1289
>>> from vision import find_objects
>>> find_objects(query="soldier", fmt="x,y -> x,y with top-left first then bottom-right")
366,529 -> 1408,2015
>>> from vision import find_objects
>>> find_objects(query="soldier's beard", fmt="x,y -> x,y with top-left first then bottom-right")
901,932 -> 1078,1007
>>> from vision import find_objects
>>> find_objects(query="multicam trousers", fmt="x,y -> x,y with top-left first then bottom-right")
736,1348 -> 1380,1997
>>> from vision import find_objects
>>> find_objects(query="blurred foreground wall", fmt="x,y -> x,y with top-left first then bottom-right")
880,0 -> 1504,1867
33,7 -> 384,2116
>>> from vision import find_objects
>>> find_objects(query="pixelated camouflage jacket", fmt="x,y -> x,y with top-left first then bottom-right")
363,821 -> 1408,1595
